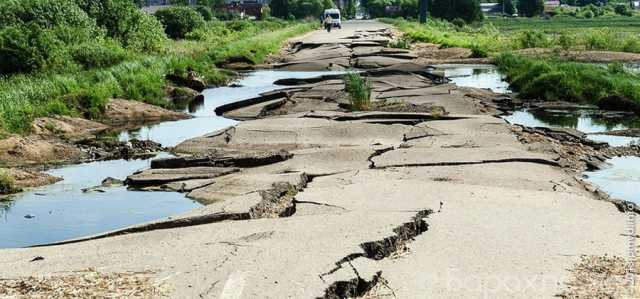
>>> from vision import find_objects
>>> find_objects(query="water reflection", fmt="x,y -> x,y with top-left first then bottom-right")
435,64 -> 511,94
504,109 -> 640,147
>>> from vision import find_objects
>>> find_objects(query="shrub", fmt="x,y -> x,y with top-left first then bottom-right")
155,6 -> 205,39
75,0 -> 168,52
516,30 -> 550,48
614,4 -> 633,16
0,0 -> 97,30
557,32 -> 576,51
344,72 -> 371,111
0,26 -> 65,74
582,9 -> 595,18
0,170 -> 18,195
122,12 -> 167,52
585,29 -> 612,50
194,5 -> 214,21
451,18 -> 466,28
470,43 -> 488,57
517,0 -> 544,17
70,39 -> 127,69
622,37 -> 640,53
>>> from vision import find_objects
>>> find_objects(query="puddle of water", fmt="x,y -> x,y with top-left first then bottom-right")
1,70 -> 343,248
585,156 -> 640,203
504,109 -> 640,147
0,154 -> 202,248
435,64 -> 511,94
119,70 -> 345,147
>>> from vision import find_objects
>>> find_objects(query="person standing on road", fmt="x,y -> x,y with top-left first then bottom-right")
323,15 -> 333,33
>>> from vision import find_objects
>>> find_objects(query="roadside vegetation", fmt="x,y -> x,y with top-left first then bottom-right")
0,170 -> 18,195
376,0 -> 640,109
0,0 -> 313,135
496,53 -> 640,104
344,72 -> 372,111
383,16 -> 640,57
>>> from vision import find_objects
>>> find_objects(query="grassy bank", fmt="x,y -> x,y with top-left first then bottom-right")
0,20 -> 313,134
383,16 -> 640,57
495,53 -> 640,104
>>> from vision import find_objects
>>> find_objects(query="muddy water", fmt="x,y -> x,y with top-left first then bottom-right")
0,71 -> 342,248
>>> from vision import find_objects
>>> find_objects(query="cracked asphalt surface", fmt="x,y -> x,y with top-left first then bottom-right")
0,21 -> 630,298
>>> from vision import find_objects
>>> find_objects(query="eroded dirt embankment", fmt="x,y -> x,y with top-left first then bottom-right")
0,21 -> 632,298
0,73 -> 209,192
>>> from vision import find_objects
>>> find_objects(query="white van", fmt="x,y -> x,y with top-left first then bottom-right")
323,9 -> 341,29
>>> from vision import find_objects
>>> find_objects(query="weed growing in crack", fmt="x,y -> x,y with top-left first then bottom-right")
344,72 -> 371,111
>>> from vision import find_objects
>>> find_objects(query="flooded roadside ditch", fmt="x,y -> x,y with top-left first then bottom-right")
0,70 -> 343,248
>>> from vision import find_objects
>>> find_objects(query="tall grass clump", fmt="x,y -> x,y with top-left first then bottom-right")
343,72 -> 371,111
495,53 -> 640,105
0,170 -> 18,194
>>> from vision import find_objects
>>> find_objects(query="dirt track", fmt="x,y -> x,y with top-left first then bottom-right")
0,21 -> 630,298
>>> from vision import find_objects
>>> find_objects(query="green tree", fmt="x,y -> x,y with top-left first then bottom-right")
154,6 -> 205,39
345,0 -> 356,18
501,0 -> 515,15
429,0 -> 483,23
517,0 -> 544,17
270,0 -> 290,18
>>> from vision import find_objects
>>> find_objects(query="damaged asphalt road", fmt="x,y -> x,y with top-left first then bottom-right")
0,21 -> 632,299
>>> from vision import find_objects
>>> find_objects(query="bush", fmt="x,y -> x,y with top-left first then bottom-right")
0,170 -> 18,195
122,12 -> 168,52
585,29 -> 613,50
344,72 -> 371,111
70,39 -> 127,69
0,0 -> 97,30
451,18 -> 466,28
430,0 -> 483,23
517,0 -> 544,17
516,30 -> 551,48
194,5 -> 214,21
622,37 -> 640,53
557,32 -> 576,51
155,6 -> 205,39
582,9 -> 595,18
614,4 -> 633,16
75,0 -> 168,52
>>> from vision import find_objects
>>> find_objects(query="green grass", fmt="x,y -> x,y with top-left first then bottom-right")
0,21 -> 314,135
495,53 -> 640,104
488,16 -> 640,32
0,169 -> 18,195
344,72 -> 372,111
382,16 -> 640,57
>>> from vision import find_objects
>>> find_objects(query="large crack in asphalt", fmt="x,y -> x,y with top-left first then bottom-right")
317,210 -> 432,296
372,157 -> 561,169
